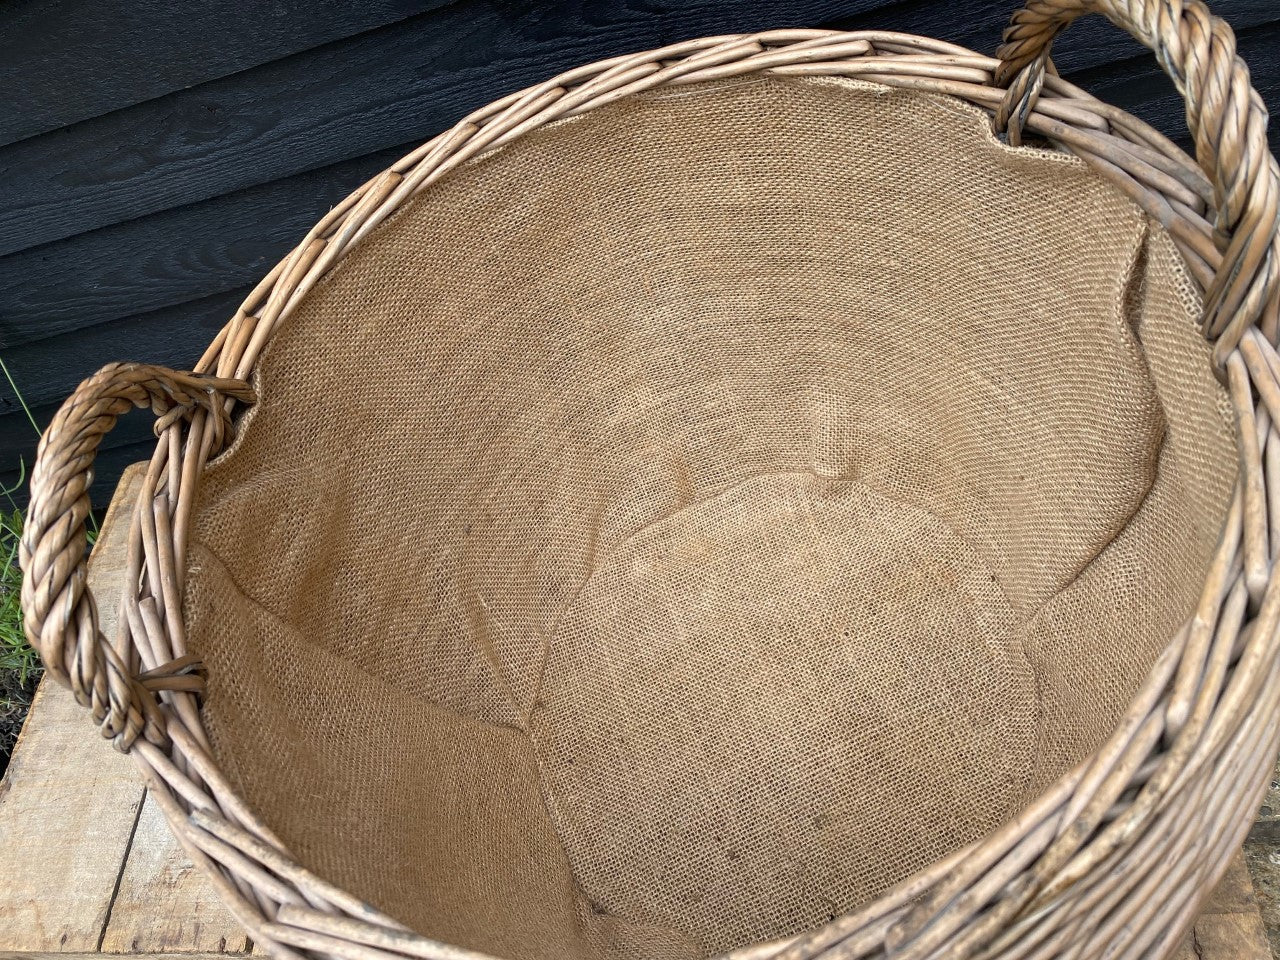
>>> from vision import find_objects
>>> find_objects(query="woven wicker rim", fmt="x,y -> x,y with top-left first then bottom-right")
20,1 -> 1280,958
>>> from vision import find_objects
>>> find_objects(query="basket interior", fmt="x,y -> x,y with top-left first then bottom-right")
184,75 -> 1236,960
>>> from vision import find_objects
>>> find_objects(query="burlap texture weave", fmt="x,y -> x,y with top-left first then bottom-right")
182,75 -> 1236,960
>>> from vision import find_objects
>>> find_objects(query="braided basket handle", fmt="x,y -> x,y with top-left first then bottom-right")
995,0 -> 1279,366
20,363 -> 254,748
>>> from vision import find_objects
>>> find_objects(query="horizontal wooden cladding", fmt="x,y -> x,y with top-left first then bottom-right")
0,440 -> 158,510
0,405 -> 155,478
1065,27 -> 1280,142
826,0 -> 1278,74
0,290 -> 242,413
0,144 -> 408,350
6,0 -> 1276,259
0,0 -> 871,257
0,0 -> 455,147
1,0 -> 1277,506
3,21 -> 1278,352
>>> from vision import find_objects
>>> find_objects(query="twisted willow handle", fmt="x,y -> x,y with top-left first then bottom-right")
19,363 -> 254,748
995,0 -> 1280,367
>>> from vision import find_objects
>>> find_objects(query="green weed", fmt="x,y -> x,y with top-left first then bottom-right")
0,356 -> 98,771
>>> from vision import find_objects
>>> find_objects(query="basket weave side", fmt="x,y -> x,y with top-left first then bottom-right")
19,1 -> 1280,959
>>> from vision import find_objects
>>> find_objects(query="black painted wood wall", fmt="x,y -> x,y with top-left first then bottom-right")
2,0 -> 1278,506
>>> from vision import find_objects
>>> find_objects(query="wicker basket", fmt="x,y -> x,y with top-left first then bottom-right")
21,1 -> 1280,959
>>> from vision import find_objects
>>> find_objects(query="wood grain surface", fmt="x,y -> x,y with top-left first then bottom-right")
0,464 -> 247,959
0,467 -> 148,952
0,0 -> 455,146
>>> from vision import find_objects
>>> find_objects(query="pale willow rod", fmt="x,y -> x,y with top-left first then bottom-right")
19,1 -> 1280,959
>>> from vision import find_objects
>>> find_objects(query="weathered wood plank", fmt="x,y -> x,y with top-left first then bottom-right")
0,466 -> 147,953
100,790 -> 251,955
1191,901 -> 1274,959
1177,854 -> 1273,960
1206,854 -> 1267,916
0,463 -> 252,956
0,682 -> 143,952
0,0 -> 454,147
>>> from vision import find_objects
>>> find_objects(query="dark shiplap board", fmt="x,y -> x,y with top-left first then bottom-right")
0,0 -> 457,145
0,144 -> 410,346
1,0 -> 1277,504
0,0 -> 986,256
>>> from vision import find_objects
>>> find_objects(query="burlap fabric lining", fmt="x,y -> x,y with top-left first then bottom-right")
182,75 -> 1236,960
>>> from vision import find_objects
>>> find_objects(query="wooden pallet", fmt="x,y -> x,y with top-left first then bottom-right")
0,465 -> 1272,960
0,465 -> 249,960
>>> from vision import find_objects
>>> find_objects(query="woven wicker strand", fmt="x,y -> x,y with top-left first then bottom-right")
20,1 -> 1280,959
